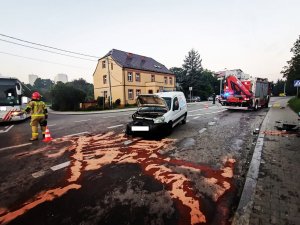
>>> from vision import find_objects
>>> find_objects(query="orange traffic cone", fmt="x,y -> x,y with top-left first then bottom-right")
43,126 -> 53,142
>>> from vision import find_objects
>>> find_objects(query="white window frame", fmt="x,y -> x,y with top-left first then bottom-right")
164,77 -> 168,84
103,75 -> 107,84
135,73 -> 140,82
128,89 -> 134,100
128,72 -> 133,82
169,77 -> 173,85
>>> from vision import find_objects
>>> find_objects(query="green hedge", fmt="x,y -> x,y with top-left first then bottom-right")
288,97 -> 300,114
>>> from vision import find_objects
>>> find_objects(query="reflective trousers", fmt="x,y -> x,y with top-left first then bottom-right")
30,116 -> 46,139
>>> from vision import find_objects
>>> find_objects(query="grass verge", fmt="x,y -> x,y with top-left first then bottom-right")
288,97 -> 300,114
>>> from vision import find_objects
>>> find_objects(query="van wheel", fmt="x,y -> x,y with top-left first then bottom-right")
167,121 -> 173,135
125,125 -> 133,135
182,113 -> 187,124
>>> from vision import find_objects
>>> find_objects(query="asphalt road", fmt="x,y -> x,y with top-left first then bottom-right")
0,99 -> 283,225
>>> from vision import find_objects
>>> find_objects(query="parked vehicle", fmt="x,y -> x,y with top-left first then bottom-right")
126,91 -> 187,135
0,77 -> 32,122
219,74 -> 271,110
191,96 -> 201,102
207,96 -> 213,101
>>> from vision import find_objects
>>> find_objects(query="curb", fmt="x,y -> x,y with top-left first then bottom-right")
231,109 -> 270,225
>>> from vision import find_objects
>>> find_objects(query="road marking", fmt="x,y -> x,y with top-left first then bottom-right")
0,143 -> 32,152
74,119 -> 91,123
208,122 -> 216,126
0,125 -> 14,133
189,105 -> 218,113
107,124 -> 124,129
103,113 -> 132,119
64,131 -> 90,137
103,116 -> 116,118
32,170 -> 46,178
193,116 -> 199,119
199,128 -> 207,134
186,120 -> 189,123
188,109 -> 227,117
50,161 -> 70,171
47,124 -> 56,127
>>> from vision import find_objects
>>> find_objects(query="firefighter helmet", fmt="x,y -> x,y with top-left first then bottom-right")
32,92 -> 41,100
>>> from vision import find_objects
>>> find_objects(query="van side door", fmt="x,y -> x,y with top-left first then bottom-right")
172,97 -> 182,126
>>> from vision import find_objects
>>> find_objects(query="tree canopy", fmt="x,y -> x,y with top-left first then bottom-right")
171,49 -> 217,100
51,82 -> 86,111
281,35 -> 300,96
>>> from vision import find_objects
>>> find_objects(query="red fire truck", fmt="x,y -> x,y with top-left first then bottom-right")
219,75 -> 271,110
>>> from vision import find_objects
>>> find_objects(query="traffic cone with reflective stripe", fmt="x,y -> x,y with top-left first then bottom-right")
43,126 -> 53,142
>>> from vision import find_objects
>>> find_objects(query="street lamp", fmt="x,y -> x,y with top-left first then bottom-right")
217,77 -> 224,95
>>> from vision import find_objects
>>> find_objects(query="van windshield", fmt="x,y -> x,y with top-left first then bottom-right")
162,97 -> 171,110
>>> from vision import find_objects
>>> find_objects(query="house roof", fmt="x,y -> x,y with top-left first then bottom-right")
100,49 -> 174,75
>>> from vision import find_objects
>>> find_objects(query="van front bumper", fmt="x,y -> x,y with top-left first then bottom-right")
126,120 -> 168,135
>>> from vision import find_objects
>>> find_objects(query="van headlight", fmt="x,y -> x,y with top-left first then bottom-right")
154,116 -> 165,124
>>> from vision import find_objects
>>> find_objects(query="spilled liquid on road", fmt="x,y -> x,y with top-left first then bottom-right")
0,132 -> 236,225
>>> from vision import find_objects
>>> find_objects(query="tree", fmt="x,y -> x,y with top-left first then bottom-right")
175,49 -> 215,100
29,78 -> 54,103
281,35 -> 300,97
182,49 -> 203,73
51,82 -> 86,111
271,79 -> 285,96
67,78 -> 94,101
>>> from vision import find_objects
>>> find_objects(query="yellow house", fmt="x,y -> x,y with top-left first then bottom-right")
93,49 -> 176,106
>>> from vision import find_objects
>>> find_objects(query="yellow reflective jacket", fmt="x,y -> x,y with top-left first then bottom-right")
25,100 -> 48,117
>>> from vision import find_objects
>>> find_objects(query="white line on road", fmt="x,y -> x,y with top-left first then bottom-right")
0,125 -> 14,133
188,109 -> 227,117
0,143 -> 32,152
107,124 -> 124,129
199,128 -> 207,134
74,119 -> 91,123
50,161 -> 70,171
64,131 -> 90,137
193,116 -> 199,120
32,170 -> 46,178
47,124 -> 56,127
188,105 -> 218,113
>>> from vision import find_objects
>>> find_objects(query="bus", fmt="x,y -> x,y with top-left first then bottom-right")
0,76 -> 32,122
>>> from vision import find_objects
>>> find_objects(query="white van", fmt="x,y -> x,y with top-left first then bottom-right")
126,91 -> 188,135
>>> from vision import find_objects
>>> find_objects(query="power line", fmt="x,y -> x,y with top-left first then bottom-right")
0,33 -> 100,58
0,51 -> 89,69
0,38 -> 97,62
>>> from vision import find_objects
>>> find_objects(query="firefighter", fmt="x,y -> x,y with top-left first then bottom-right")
24,92 -> 48,141
212,92 -> 216,104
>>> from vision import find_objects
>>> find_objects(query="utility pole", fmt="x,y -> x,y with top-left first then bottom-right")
107,57 -> 113,108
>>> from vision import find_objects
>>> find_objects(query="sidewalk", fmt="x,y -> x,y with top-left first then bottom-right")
234,99 -> 300,225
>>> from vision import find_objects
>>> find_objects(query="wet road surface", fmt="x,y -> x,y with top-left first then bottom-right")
0,100 -> 277,224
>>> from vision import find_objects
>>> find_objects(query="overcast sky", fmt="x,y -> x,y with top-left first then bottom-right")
0,0 -> 299,83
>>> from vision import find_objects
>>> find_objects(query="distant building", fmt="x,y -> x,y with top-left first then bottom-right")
215,69 -> 251,80
93,49 -> 175,106
28,74 -> 38,86
54,74 -> 68,83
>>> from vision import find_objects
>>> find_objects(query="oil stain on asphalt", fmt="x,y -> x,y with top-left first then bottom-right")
0,131 -> 237,225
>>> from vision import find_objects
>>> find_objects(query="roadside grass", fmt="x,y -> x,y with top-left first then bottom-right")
288,97 -> 300,114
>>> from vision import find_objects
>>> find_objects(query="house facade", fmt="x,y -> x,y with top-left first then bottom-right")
93,49 -> 175,105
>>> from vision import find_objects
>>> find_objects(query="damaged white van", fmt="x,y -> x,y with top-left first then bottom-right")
126,92 -> 187,135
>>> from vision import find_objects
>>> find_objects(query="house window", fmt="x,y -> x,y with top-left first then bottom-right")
157,90 -> 159,93
103,75 -> 107,84
103,91 -> 108,99
136,89 -> 141,96
169,77 -> 173,85
111,63 -> 113,70
128,72 -> 133,82
148,90 -> 153,94
135,73 -> 140,82
151,75 -> 155,82
102,61 -> 106,68
128,89 -> 134,100
164,77 -> 168,84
